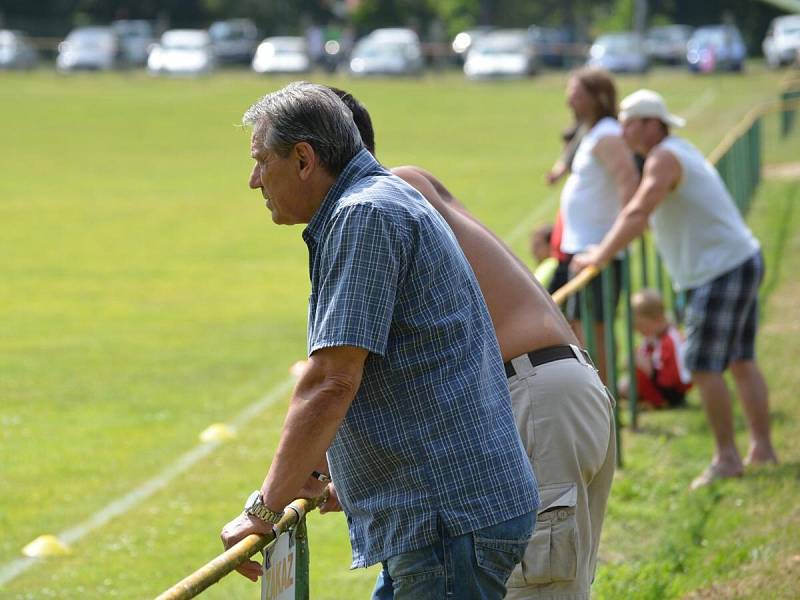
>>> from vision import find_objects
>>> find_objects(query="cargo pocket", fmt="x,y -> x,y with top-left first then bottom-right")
507,482 -> 578,587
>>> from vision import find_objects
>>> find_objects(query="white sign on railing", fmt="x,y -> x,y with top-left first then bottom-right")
261,531 -> 296,600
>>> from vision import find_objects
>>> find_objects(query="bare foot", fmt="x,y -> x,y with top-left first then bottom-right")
744,448 -> 778,467
689,462 -> 743,491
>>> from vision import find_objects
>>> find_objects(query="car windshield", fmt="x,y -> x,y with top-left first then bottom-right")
778,20 -> 800,36
114,22 -> 152,38
354,42 -> 406,58
475,34 -> 526,54
692,29 -> 727,48
162,32 -> 207,50
68,29 -> 113,46
648,27 -> 687,42
596,35 -> 638,53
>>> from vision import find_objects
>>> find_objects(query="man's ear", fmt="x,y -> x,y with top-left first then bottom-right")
294,142 -> 316,180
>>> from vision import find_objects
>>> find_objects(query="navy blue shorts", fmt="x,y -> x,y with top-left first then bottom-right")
683,251 -> 763,373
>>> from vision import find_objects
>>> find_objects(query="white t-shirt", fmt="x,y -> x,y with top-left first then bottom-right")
651,136 -> 760,291
560,117 -> 624,254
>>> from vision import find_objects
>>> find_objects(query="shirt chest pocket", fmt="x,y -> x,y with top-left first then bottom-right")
507,482 -> 578,587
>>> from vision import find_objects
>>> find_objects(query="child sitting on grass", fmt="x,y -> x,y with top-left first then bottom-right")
624,288 -> 692,409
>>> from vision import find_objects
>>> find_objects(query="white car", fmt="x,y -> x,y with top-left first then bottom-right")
763,15 -> 800,68
147,30 -> 215,76
464,29 -> 538,79
0,30 -> 38,70
349,28 -> 423,76
57,27 -> 118,71
588,32 -> 649,74
252,37 -> 310,74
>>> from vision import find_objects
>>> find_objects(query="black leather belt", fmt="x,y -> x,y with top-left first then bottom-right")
504,345 -> 592,378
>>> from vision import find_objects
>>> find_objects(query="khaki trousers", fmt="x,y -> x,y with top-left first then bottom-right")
504,351 -> 616,600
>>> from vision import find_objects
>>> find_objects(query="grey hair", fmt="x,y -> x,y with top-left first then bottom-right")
242,82 -> 364,175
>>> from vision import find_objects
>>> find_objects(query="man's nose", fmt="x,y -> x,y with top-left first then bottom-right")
248,165 -> 261,189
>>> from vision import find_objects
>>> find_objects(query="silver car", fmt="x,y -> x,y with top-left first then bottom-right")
763,15 -> 800,68
209,19 -> 259,65
252,37 -> 310,74
645,25 -> 692,65
588,32 -> 649,74
147,30 -> 215,76
57,27 -> 119,71
349,28 -> 424,77
463,29 -> 538,79
112,20 -> 155,66
0,30 -> 38,70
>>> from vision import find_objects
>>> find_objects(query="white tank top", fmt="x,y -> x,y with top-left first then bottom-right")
651,136 -> 760,291
560,117 -> 624,254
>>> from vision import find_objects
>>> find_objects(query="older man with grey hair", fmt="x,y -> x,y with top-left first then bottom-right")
220,82 -> 539,599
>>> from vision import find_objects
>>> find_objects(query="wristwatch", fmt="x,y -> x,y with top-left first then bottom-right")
243,490 -> 283,525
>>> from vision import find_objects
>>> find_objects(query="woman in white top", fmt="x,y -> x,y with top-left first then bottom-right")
559,68 -> 639,382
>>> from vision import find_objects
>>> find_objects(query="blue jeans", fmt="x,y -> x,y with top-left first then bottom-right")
371,511 -> 535,600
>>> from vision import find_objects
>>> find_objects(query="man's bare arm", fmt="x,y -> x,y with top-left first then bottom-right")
220,345 -> 366,580
573,148 -> 681,270
260,345 -> 367,510
594,135 -> 640,205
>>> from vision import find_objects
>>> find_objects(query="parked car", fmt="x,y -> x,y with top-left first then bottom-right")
348,28 -> 424,76
763,15 -> 800,68
451,27 -> 492,63
463,29 -> 538,79
209,18 -> 258,64
252,36 -> 310,74
112,19 -> 155,66
147,29 -> 215,76
57,27 -> 119,71
0,30 -> 38,69
588,32 -> 649,73
645,25 -> 692,65
687,25 -> 746,73
528,26 -> 575,68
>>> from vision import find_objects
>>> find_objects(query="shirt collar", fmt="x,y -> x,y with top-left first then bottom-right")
303,148 -> 385,245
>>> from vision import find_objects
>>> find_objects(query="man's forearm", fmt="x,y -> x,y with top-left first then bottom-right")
260,377 -> 356,511
596,207 -> 649,266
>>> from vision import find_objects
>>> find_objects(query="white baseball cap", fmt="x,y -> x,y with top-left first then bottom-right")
619,89 -> 686,128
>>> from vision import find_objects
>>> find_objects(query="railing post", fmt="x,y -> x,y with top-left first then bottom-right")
655,251 -> 665,296
601,265 -> 623,467
580,279 -> 597,362
638,236 -> 649,288
622,251 -> 637,434
294,517 -> 310,600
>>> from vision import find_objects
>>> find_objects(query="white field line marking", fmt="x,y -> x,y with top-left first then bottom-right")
681,89 -> 717,123
503,191 -> 557,245
0,376 -> 296,588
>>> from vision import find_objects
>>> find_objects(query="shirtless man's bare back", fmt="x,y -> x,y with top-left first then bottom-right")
330,87 -> 617,600
390,165 -> 574,361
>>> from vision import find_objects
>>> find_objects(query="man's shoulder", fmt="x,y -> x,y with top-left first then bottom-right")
336,170 -> 430,221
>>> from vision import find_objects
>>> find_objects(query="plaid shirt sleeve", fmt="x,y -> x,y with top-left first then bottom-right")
308,203 -> 402,357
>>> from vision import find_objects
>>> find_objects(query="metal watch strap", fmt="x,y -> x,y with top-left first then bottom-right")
244,490 -> 283,525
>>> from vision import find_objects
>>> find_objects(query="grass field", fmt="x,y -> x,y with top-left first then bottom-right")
1,66 -> 798,599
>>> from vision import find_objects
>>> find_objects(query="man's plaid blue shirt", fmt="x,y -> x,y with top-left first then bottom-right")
303,149 -> 539,568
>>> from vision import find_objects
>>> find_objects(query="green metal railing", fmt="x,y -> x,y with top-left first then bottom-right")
551,83 -> 799,465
